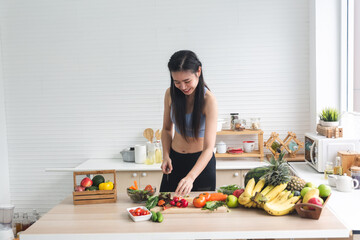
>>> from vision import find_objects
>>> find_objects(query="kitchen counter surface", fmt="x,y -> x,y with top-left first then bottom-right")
290,162 -> 360,232
46,158 -> 268,172
20,193 -> 349,240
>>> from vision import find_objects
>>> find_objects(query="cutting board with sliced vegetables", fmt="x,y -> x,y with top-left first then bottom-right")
152,197 -> 228,214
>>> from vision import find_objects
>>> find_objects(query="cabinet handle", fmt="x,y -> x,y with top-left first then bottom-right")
132,173 -> 137,177
141,172 -> 147,177
234,172 -> 239,177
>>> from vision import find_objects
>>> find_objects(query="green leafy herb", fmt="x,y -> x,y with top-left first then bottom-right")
146,196 -> 159,210
202,201 -> 226,211
217,184 -> 241,195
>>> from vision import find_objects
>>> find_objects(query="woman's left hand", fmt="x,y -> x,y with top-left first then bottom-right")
175,176 -> 194,196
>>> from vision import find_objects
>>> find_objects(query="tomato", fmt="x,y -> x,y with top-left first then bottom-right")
135,212 -> 141,216
143,210 -> 150,215
135,208 -> 142,214
129,209 -> 134,214
176,202 -> 182,207
199,192 -> 211,202
173,196 -> 179,202
193,196 -> 206,208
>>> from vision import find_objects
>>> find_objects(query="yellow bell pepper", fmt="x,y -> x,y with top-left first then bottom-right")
99,181 -> 114,190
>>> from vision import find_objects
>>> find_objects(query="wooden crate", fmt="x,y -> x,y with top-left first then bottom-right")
73,170 -> 117,205
337,151 -> 360,176
295,194 -> 331,220
316,124 -> 343,138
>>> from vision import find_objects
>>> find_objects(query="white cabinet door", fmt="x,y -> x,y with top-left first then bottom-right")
216,170 -> 241,188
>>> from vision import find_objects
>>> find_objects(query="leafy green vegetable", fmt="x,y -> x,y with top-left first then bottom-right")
217,184 -> 241,195
158,192 -> 172,205
202,201 -> 226,211
146,196 -> 159,210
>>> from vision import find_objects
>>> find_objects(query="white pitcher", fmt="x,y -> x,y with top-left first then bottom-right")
335,174 -> 359,192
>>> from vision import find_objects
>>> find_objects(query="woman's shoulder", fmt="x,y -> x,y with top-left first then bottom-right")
165,87 -> 171,105
204,88 -> 217,112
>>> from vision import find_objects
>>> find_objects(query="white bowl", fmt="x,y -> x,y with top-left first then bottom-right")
127,206 -> 152,222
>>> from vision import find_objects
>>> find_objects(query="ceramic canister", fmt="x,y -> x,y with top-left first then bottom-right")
135,145 -> 146,164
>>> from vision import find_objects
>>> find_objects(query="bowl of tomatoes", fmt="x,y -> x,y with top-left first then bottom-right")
126,185 -> 156,203
127,206 -> 152,222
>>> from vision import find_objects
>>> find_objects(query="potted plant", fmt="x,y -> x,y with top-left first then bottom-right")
319,107 -> 340,127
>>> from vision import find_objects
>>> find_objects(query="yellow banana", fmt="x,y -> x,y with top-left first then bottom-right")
243,178 -> 256,197
263,195 -> 301,216
251,178 -> 266,196
269,191 -> 286,204
260,185 -> 274,195
238,196 -> 251,205
265,183 -> 288,202
244,201 -> 254,208
277,191 -> 292,205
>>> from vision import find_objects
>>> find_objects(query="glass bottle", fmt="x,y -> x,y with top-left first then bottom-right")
32,209 -> 40,221
13,212 -> 22,237
145,142 -> 155,165
21,213 -> 31,231
154,140 -> 162,164
250,118 -> 261,130
333,156 -> 343,175
324,161 -> 334,179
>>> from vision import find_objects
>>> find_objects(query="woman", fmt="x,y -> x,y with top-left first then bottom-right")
160,50 -> 218,196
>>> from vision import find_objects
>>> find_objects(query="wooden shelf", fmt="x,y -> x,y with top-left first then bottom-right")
216,129 -> 264,160
266,154 -> 305,162
217,129 -> 263,135
216,150 -> 262,158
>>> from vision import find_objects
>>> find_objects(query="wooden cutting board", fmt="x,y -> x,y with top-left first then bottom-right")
152,198 -> 228,214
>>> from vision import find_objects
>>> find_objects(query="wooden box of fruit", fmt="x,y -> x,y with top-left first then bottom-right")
73,170 -> 117,205
294,194 -> 331,220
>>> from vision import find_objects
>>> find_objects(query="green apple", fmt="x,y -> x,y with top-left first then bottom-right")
318,184 -> 331,198
300,187 -> 312,198
226,195 -> 239,208
304,182 -> 316,188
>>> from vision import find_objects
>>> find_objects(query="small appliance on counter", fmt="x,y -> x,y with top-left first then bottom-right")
120,147 -> 135,162
0,204 -> 15,240
304,133 -> 360,172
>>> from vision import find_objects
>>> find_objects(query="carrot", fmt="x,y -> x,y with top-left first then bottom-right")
134,180 -> 138,190
158,200 -> 165,206
129,186 -> 136,190
209,193 -> 228,201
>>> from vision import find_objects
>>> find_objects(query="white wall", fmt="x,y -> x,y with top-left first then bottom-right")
0,32 -> 11,204
0,0 -> 310,213
354,0 -> 360,111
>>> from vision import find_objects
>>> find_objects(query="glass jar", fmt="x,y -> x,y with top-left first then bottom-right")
230,113 -> 239,130
250,118 -> 261,130
145,142 -> 155,165
234,119 -> 246,131
13,212 -> 22,237
154,140 -> 162,164
350,166 -> 360,189
324,161 -> 334,179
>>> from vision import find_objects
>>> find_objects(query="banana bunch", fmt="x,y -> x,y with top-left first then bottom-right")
238,178 -> 301,216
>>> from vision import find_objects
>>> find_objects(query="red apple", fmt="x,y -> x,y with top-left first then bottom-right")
307,197 -> 323,210
233,189 -> 244,198
80,177 -> 93,188
74,185 -> 85,192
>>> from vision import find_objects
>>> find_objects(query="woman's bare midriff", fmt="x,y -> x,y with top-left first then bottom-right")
171,131 -> 204,153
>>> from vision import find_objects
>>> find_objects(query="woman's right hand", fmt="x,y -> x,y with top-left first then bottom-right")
161,157 -> 173,174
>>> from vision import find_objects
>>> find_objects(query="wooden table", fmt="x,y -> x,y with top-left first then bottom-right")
20,193 -> 350,240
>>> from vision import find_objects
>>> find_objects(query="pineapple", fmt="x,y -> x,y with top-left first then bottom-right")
261,152 -> 291,186
286,176 -> 306,192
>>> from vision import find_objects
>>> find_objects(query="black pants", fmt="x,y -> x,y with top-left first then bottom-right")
160,148 -> 216,192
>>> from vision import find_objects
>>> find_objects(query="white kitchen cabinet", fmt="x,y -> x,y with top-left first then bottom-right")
116,171 -> 162,192
216,169 -> 249,188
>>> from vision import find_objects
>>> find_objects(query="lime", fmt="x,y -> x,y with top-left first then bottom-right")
318,184 -> 331,198
304,182 -> 316,188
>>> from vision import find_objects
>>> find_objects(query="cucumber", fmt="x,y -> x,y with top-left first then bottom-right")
156,212 -> 163,223
151,211 -> 157,222
85,186 -> 98,191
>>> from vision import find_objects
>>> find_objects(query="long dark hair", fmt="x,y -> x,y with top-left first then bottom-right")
168,50 -> 208,140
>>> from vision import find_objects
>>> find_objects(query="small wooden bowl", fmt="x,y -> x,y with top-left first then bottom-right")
294,194 -> 331,220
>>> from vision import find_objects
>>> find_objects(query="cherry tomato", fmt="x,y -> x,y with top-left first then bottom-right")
143,210 -> 150,215
176,202 -> 182,207
181,200 -> 188,207
135,212 -> 141,216
193,196 -> 206,208
129,209 -> 134,214
135,208 -> 142,214
173,196 -> 179,202
170,200 -> 176,206
199,192 -> 211,202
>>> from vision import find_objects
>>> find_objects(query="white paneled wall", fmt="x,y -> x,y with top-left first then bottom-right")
0,0 -> 310,213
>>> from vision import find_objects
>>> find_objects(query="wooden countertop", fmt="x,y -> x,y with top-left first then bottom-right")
20,193 -> 349,240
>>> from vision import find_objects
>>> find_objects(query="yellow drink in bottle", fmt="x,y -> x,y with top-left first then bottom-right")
155,149 -> 162,163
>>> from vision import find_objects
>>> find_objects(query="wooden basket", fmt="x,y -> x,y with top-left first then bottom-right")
294,194 -> 331,220
73,170 -> 117,205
